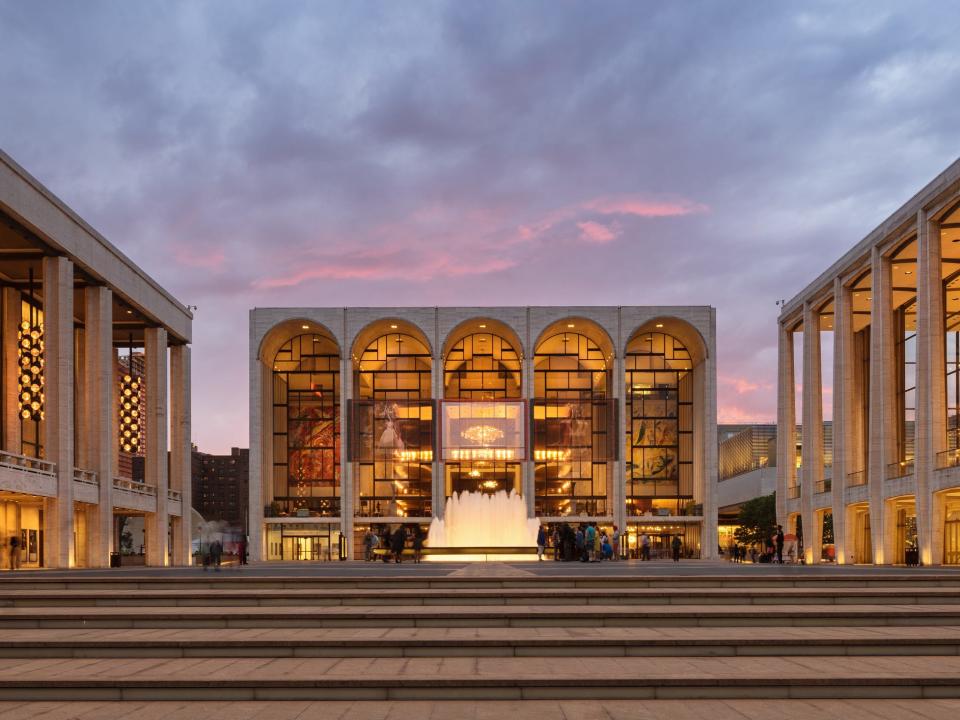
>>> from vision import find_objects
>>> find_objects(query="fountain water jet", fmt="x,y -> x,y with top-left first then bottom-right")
426,490 -> 541,561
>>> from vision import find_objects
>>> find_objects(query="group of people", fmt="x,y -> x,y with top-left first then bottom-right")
725,525 -> 788,564
362,525 -> 425,563
539,523 -> 621,562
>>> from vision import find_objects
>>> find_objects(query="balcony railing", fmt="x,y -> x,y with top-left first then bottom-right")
938,449 -> 960,470
113,477 -> 157,497
0,451 -> 55,476
847,470 -> 866,487
886,460 -> 914,480
822,464 -> 833,480
167,489 -> 182,502
815,478 -> 832,494
72,468 -> 99,486
787,485 -> 801,499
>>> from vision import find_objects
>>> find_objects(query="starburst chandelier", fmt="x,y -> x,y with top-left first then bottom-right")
18,270 -> 43,422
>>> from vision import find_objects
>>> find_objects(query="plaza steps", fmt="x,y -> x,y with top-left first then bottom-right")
2,572 -> 960,701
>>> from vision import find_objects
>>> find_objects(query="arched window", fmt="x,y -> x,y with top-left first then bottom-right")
624,331 -> 693,515
271,334 -> 340,517
355,332 -> 432,517
533,330 -> 611,517
444,331 -> 522,496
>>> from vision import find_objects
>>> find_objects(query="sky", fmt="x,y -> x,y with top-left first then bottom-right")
2,1 -> 960,453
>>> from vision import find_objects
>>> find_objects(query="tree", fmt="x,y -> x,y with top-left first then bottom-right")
733,492 -> 776,547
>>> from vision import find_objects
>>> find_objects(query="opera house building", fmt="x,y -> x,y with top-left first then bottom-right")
0,151 -> 192,569
249,306 -> 718,561
778,158 -> 960,566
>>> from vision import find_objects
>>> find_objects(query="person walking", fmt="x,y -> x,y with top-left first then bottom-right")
8,535 -> 20,570
671,535 -> 682,562
775,525 -> 785,564
584,523 -> 596,562
391,525 -> 406,564
592,523 -> 602,561
363,530 -> 374,562
412,526 -> 424,564
575,526 -> 585,562
536,525 -> 546,561
640,532 -> 650,561
552,526 -> 561,561
611,525 -> 621,561
210,539 -> 222,571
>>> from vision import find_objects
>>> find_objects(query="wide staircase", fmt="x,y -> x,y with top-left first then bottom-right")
2,568 -> 960,709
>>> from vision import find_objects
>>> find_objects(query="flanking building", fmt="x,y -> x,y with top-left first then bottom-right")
249,307 -> 717,561
0,151 -> 192,569
777,158 -> 960,565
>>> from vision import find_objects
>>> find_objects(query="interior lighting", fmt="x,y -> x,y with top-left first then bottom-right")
479,324 -> 487,328
905,270 -> 913,275
390,324 -> 398,329
119,333 -> 142,453
461,425 -> 505,444
18,269 -> 44,422
567,323 -> 575,328
655,323 -> 664,328
301,324 -> 309,329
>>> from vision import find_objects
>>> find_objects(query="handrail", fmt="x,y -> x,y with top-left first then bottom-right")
787,485 -> 801,499
886,460 -> 914,480
72,467 -> 99,485
815,478 -> 832,494
0,450 -> 55,476
847,470 -> 866,487
112,477 -> 157,496
937,449 -> 960,470
167,489 -> 182,502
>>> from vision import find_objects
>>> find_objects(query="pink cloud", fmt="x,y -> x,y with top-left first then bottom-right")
577,221 -> 618,243
172,244 -> 226,270
720,374 -> 772,395
581,196 -> 709,217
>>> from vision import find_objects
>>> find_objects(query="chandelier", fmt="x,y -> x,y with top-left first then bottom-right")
460,424 -> 504,445
18,270 -> 43,422
119,335 -> 142,453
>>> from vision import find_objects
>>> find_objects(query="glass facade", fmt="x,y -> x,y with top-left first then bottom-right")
444,332 -> 522,497
533,331 -> 612,517
625,332 -> 693,516
354,333 -> 433,518
271,334 -> 340,517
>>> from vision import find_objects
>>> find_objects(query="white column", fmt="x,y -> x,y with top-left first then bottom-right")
831,278 -> 851,564
432,343 -> 444,520
868,248 -> 896,564
801,302 -> 823,563
613,350 -> 627,533
169,344 -> 191,566
916,209 -> 946,566
340,347 -> 353,560
2,287 -> 22,453
522,347 -> 535,517
144,327 -> 169,566
83,286 -> 113,567
42,256 -> 75,568
776,322 -> 796,530
700,316 -> 719,560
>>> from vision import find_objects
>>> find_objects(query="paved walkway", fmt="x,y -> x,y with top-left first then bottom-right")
2,700 -> 960,719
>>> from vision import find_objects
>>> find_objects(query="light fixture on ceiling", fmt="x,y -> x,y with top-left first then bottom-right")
301,324 -> 309,329
18,268 -> 44,422
126,309 -> 133,315
479,324 -> 487,329
905,270 -> 912,275
567,323 -> 575,328
390,324 -> 398,329
655,323 -> 664,328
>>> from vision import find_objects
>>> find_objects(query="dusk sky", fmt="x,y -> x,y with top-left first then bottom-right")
2,1 -> 960,453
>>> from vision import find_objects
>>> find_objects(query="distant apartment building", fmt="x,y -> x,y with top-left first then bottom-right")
192,446 -> 249,529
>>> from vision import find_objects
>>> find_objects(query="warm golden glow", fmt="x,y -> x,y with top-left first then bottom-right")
18,320 -> 44,421
119,372 -> 142,453
460,424 -> 505,444
534,449 -> 571,462
450,448 -> 516,461
393,449 -> 433,462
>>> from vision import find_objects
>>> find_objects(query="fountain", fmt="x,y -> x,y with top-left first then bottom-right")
426,489 -> 541,561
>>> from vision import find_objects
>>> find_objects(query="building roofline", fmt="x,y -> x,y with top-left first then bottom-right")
0,149 -> 192,343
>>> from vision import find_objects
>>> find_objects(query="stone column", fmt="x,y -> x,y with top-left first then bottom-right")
83,286 -> 113,567
868,248 -> 896,564
42,256 -> 75,568
2,287 -> 22,454
522,338 -> 536,518
801,302 -> 823,563
144,327 -> 169,566
340,337 -> 354,560
916,209 -> 946,566
247,313 -> 265,561
776,322 -> 796,530
612,349 -> 627,533
831,278 -> 852,564
700,314 -> 719,560
432,336 -> 444,522
169,344 -> 191,566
